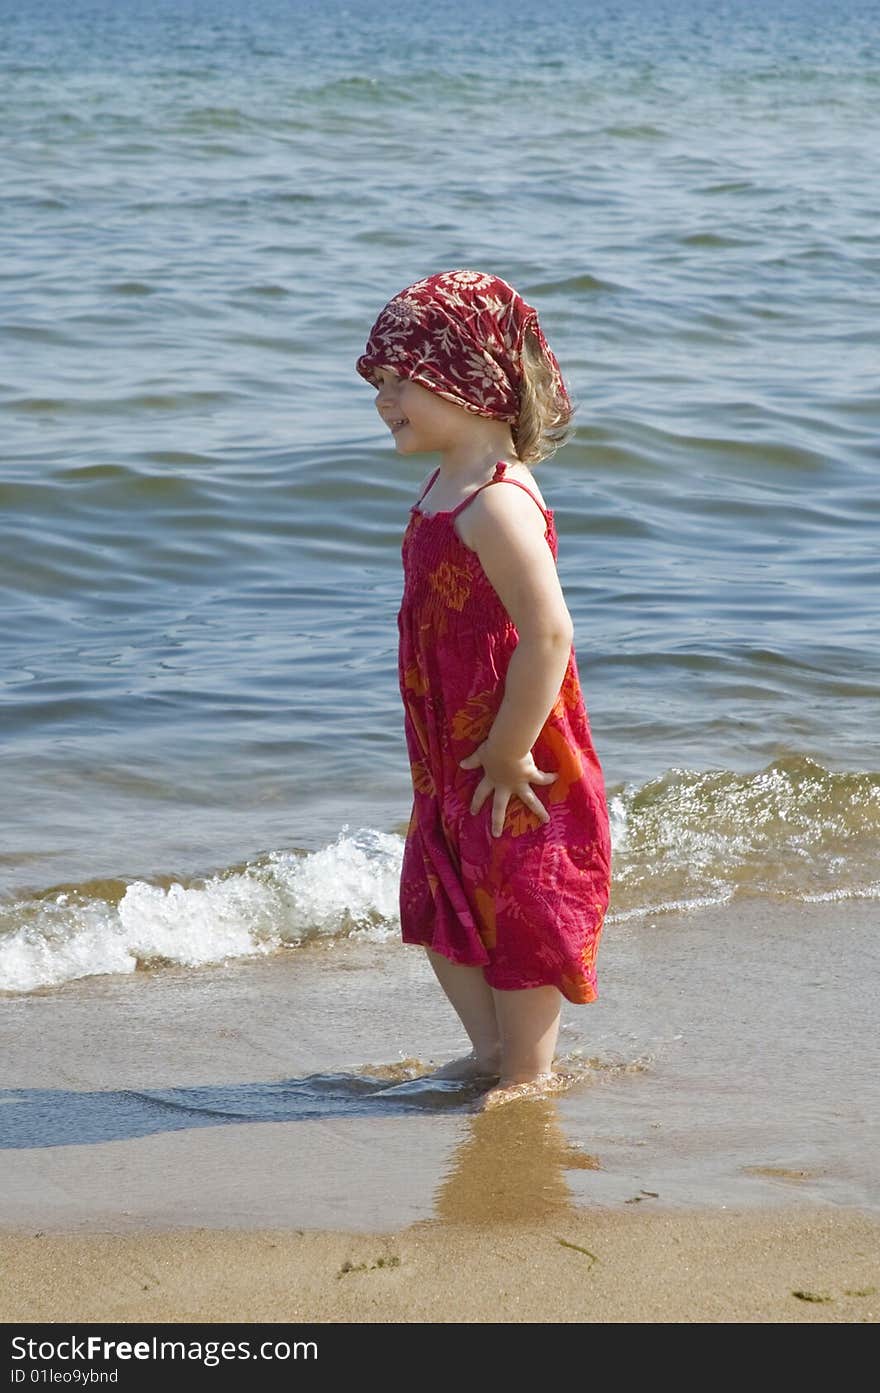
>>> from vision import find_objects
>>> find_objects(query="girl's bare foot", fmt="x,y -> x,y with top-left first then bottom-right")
478,1071 -> 562,1109
427,1050 -> 501,1082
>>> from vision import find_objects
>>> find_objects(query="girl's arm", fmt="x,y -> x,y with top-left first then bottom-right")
456,486 -> 574,837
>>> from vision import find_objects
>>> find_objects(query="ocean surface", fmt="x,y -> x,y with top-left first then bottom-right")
1,0 -> 879,1005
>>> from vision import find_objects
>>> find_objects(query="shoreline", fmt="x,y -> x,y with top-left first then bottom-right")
1,1207 -> 877,1323
2,899 -> 877,1232
2,897 -> 877,1322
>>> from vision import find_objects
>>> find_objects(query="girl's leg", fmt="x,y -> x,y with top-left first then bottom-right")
423,946 -> 501,1077
490,983 -> 562,1088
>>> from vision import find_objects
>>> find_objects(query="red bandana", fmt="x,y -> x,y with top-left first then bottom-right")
356,269 -> 570,423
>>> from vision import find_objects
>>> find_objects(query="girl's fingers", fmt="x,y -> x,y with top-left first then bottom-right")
470,777 -> 492,816
491,792 -> 510,838
465,761 -> 555,831
520,788 -> 551,824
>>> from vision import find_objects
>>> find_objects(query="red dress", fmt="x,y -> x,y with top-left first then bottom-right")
397,461 -> 612,1005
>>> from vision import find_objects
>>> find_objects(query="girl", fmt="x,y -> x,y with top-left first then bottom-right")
356,269 -> 612,1107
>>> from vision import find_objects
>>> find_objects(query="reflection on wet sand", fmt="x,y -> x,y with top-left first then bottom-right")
433,1097 -> 601,1225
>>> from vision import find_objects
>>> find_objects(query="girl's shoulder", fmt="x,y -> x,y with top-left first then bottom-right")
455,467 -> 554,558
462,463 -> 551,526
503,463 -> 550,514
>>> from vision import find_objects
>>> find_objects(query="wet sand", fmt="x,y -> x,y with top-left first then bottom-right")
1,898 -> 878,1320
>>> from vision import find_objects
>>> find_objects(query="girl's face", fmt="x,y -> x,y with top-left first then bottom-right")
373,368 -> 472,455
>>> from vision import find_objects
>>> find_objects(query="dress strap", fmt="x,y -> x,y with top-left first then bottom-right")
450,460 -> 552,525
414,466 -> 441,508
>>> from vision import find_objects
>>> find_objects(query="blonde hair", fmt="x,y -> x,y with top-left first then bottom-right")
511,328 -> 575,465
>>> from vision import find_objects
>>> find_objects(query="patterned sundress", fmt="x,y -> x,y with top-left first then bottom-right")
397,461 -> 612,1005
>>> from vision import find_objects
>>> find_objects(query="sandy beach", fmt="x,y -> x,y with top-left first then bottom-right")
1,1209 -> 877,1323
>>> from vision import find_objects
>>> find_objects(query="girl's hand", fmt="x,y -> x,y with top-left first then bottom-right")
459,740 -> 557,838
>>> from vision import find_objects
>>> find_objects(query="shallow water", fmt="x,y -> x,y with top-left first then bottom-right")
1,898 -> 877,1230
1,0 -> 878,999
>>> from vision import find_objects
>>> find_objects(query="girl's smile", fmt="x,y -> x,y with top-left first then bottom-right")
373,367 -> 518,469
374,369 -> 448,453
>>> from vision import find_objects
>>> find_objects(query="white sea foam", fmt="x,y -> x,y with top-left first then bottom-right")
0,826 -> 403,994
1,756 -> 877,993
607,792 -> 628,851
607,891 -> 734,924
264,826 -> 403,939
800,882 -> 880,903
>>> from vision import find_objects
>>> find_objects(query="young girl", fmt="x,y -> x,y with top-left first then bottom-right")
356,269 -> 612,1107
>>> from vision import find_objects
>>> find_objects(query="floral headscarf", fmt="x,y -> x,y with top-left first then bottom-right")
356,269 -> 570,423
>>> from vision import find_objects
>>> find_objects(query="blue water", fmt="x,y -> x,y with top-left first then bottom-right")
1,0 -> 879,989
